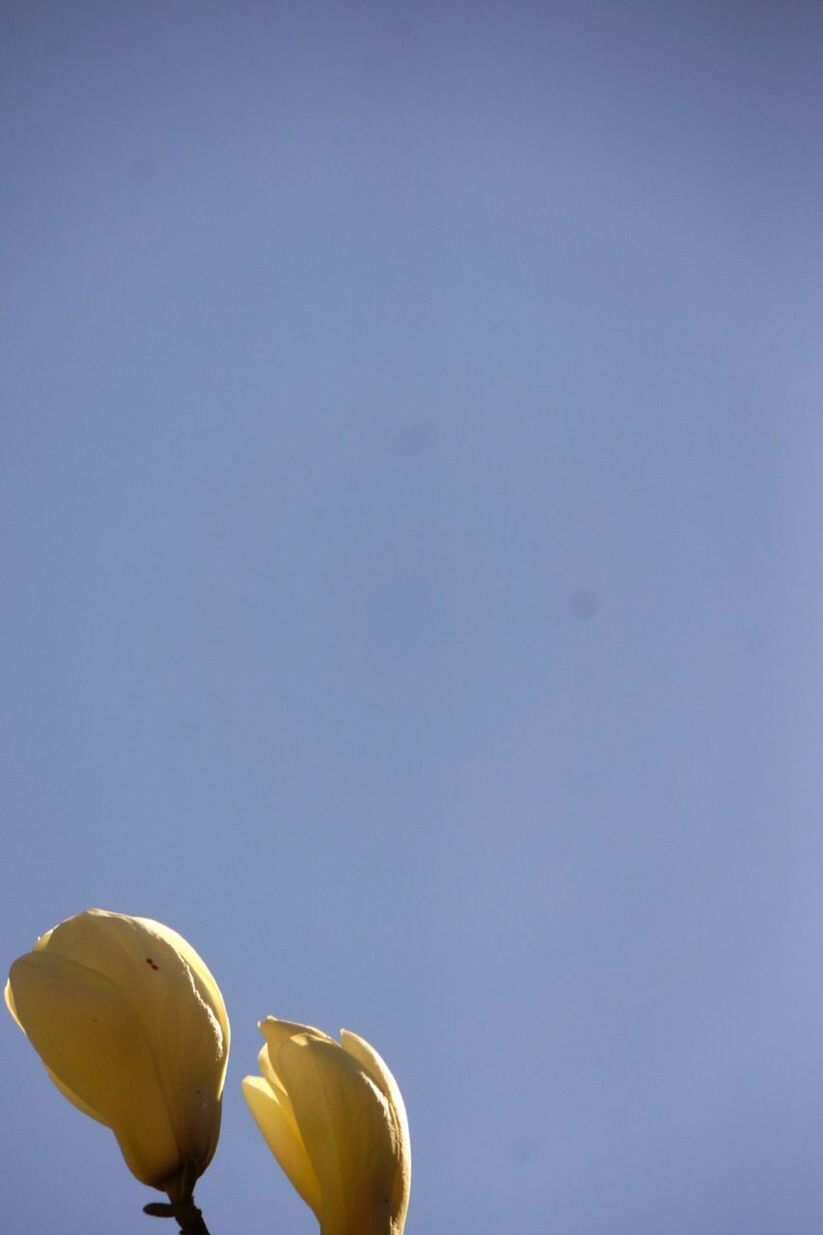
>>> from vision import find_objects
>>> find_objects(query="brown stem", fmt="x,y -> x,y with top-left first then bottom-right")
176,1206 -> 211,1235
143,1198 -> 212,1233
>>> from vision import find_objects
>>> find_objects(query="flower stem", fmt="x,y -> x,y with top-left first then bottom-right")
176,1206 -> 211,1235
143,1198 -> 212,1233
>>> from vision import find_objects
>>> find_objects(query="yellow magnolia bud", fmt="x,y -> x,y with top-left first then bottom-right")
5,909 -> 229,1199
243,1018 -> 411,1235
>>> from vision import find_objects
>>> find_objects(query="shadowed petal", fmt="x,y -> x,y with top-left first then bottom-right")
8,951 -> 180,1185
242,1075 -> 321,1215
340,1030 -> 411,1221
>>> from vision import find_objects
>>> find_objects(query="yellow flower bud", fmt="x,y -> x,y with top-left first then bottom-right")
243,1018 -> 411,1235
5,909 -> 229,1198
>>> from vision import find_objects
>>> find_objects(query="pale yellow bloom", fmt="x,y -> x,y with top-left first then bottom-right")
243,1018 -> 411,1235
5,909 -> 229,1198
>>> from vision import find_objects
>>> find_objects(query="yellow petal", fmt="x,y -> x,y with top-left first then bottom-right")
46,1067 -> 108,1125
259,1017 -> 332,1084
242,1075 -> 322,1215
138,916 -> 230,1060
339,1030 -> 405,1113
7,910 -> 229,1194
339,1030 -> 411,1220
10,950 -> 101,1121
278,1034 -> 403,1235
257,1043 -> 290,1103
4,976 -> 21,1029
8,951 -> 181,1185
38,910 -> 228,1174
42,910 -> 229,1064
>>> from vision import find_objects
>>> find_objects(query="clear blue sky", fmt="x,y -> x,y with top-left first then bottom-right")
3,4 -> 823,1233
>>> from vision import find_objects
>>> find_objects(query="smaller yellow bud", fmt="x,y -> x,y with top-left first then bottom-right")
243,1018 -> 411,1235
5,909 -> 229,1197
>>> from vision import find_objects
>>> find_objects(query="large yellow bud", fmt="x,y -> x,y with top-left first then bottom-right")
5,909 -> 229,1200
243,1018 -> 411,1235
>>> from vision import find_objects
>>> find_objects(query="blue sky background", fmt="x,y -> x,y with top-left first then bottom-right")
3,3 -> 823,1233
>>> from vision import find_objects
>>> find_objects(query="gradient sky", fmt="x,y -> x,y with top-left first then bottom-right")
3,4 -> 823,1234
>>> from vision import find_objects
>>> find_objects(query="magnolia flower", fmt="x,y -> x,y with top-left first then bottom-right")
243,1018 -> 411,1235
5,909 -> 229,1201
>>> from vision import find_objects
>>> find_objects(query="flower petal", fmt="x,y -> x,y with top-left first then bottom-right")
242,1075 -> 321,1216
260,1018 -> 330,1052
339,1030 -> 404,1111
278,1034 -> 402,1235
259,1017 -> 332,1086
8,951 -> 180,1185
339,1030 -> 411,1219
46,1067 -> 108,1124
38,910 -> 228,1173
138,916 -> 230,1060
257,1043 -> 290,1103
4,976 -> 21,1029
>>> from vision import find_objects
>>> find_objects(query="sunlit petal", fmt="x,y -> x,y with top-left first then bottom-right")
279,1034 -> 403,1235
245,1018 -> 411,1235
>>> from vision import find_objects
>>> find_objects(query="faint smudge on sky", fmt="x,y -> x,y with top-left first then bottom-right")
569,588 -> 600,621
398,420 -> 437,456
